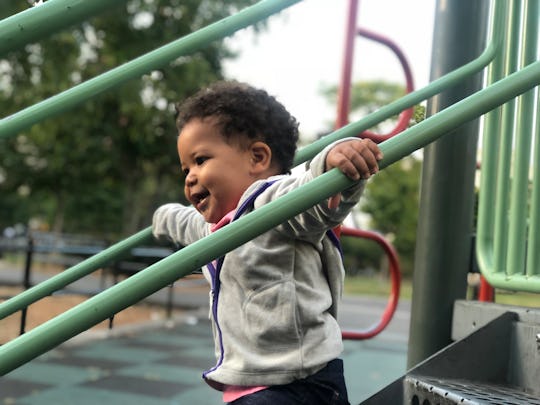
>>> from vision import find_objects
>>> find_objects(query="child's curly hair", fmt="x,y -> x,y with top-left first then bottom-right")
175,81 -> 299,174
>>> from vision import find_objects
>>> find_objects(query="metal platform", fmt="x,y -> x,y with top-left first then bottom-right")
405,376 -> 540,405
362,301 -> 540,404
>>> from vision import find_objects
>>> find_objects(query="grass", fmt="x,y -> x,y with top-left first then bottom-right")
4,254 -> 539,309
344,275 -> 540,308
494,289 -> 540,308
344,275 -> 412,299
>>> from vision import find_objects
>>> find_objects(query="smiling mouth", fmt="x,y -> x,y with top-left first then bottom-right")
191,191 -> 210,211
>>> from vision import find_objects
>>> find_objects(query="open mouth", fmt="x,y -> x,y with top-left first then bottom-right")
191,190 -> 210,211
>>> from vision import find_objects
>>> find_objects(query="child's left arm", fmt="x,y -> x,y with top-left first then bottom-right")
326,138 -> 383,209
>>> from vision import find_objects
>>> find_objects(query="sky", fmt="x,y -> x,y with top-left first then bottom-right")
223,0 -> 436,140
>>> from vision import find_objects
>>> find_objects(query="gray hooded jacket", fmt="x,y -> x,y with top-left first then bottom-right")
152,141 -> 365,390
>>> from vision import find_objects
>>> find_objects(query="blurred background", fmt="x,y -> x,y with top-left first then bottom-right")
0,0 -> 435,282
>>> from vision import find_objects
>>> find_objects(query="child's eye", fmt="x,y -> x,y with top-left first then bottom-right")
195,156 -> 208,165
182,167 -> 189,176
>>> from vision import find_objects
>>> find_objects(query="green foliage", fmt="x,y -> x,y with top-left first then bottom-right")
340,234 -> 385,276
0,0 -> 258,238
321,80 -> 406,131
349,80 -> 406,115
339,156 -> 421,278
361,157 -> 421,276
344,275 -> 413,299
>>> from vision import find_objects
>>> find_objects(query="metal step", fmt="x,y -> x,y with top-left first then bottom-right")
404,375 -> 540,405
361,304 -> 540,404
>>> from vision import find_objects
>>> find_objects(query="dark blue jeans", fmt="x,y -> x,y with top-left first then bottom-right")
228,359 -> 350,405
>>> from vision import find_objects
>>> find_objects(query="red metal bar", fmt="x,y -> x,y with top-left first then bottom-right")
357,27 -> 415,142
334,0 -> 415,142
478,275 -> 495,302
334,1 -> 404,339
335,0 -> 359,129
340,226 -> 401,340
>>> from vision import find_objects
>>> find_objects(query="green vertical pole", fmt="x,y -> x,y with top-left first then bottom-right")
476,0 -> 508,277
507,0 -> 538,277
493,0 -> 522,275
407,0 -> 489,368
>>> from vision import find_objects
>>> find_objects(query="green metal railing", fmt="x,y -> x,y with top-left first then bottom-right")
0,228 -> 153,320
0,0 -> 129,56
0,0 -> 505,322
476,0 -> 540,292
0,0 -> 539,375
1,58 -> 539,375
0,0 -> 302,139
0,0 -> 502,144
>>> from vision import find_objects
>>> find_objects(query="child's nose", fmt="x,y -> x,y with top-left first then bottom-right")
185,172 -> 196,186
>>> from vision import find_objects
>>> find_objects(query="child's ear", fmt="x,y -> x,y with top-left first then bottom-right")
249,141 -> 272,174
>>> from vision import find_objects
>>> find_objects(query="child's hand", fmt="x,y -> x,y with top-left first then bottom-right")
325,138 -> 383,180
326,138 -> 383,209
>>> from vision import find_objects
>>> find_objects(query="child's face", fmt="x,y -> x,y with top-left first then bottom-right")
178,118 -> 259,223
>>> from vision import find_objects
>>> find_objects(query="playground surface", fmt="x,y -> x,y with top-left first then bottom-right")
0,303 -> 408,405
0,260 -> 409,404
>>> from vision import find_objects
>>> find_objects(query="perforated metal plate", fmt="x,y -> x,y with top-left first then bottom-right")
404,376 -> 540,405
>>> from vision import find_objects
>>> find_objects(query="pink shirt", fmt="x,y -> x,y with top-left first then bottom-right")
222,385 -> 268,403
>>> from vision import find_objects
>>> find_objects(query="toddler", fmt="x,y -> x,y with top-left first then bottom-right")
152,81 -> 382,404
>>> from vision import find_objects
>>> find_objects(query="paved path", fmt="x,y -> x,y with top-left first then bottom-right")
0,303 -> 409,404
1,261 -> 409,404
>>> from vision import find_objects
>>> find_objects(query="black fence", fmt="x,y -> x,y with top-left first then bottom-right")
0,231 -> 177,335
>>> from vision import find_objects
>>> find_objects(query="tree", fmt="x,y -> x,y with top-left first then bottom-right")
361,156 -> 421,276
0,0 -> 259,238
321,80 -> 407,132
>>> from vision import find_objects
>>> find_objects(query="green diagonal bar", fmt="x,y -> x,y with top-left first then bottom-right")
0,227 -> 153,320
0,0 -> 128,56
0,0 -> 301,140
292,19 -> 503,165
1,59 -> 539,376
0,61 -> 499,321
0,0 -> 301,320
0,7 -> 503,320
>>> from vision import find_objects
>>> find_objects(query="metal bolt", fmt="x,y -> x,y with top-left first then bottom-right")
536,333 -> 540,349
